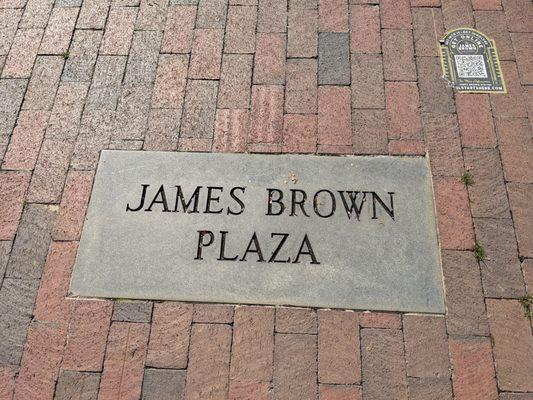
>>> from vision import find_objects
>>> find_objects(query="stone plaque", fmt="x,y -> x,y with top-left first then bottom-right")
70,151 -> 445,313
440,28 -> 505,93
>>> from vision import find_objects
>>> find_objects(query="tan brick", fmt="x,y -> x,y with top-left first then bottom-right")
318,86 -> 351,146
144,108 -> 181,151
185,324 -> 232,400
287,8 -> 318,57
472,0 -> 502,9
63,300 -> 113,371
412,8 -> 444,57
38,7 -> 78,54
22,56 -> 63,110
99,322 -> 150,400
225,5 -> 257,53
250,85 -> 284,144
196,0 -> 227,28
0,171 -> 31,240
189,29 -> 224,79
55,371 -> 100,400
77,0 -> 110,29
449,337 -> 498,400
407,377 -> 453,400
361,329 -> 408,400
349,5 -> 380,53
318,310 -> 360,384
161,5 -> 196,54
231,306 -> 274,382
274,333 -> 317,400
178,138 -> 213,152
0,9 -> 22,55
213,109 -> 249,153
253,33 -> 286,84
100,6 -> 137,55
142,369 -> 186,400
146,302 -> 193,369
136,0 -> 167,30
152,54 -> 188,109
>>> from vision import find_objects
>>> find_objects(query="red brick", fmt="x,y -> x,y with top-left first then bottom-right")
496,116 -> 531,146
382,29 -> 416,81
523,258 -> 533,293
318,144 -> 353,154
146,302 -> 193,369
247,143 -> 282,153
193,304 -> 234,323
2,29 -> 43,78
456,94 -> 496,148
219,54 -> 253,109
412,8 -> 444,57
189,29 -> 224,79
351,54 -> 384,108
442,0 -> 474,29
474,11 -> 514,61
275,307 -> 317,334
274,334 -> 317,400
2,110 -> 48,171
318,310 -> 360,384
178,138 -> 213,152
319,385 -> 361,400
33,242 -> 77,323
424,113 -> 463,177
417,56 -> 455,114
161,5 -> 196,53
352,109 -> 388,155
359,312 -> 401,328
502,0 -> 533,32
39,7 -> 78,54
511,33 -> 533,84
491,61 -> 527,117
361,329 -> 408,400
319,0 -> 349,32
99,322 -> 150,400
434,178 -> 475,250
225,5 -> 257,53
507,183 -> 533,257
213,109 -> 249,153
53,171 -> 93,241
229,381 -> 272,400
472,0 -> 502,9
381,0 -> 411,28
257,0 -> 287,33
185,324 -> 232,400
449,337 -> 498,400
143,108 -> 181,151
349,5 -> 380,53
13,322 -> 66,400
388,139 -> 426,155
403,315 -> 450,379
253,33 -> 286,84
318,86 -> 351,146
0,171 -> 30,240
386,82 -> 422,140
287,9 -> 318,57
488,299 -> 533,390
46,82 -> 89,140
196,0 -> 226,28
77,0 -> 110,29
27,138 -> 75,203
0,365 -> 17,400
152,54 -> 188,109
500,394 -> 533,400
285,59 -> 317,114
100,6 -> 137,55
250,85 -> 284,144
441,250 -> 489,336
500,143 -> 533,183
231,306 -> 274,382
63,300 -> 113,372
282,114 -> 317,153
463,148 -> 510,218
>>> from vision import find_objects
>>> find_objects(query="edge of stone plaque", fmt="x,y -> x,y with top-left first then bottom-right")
69,150 -> 447,315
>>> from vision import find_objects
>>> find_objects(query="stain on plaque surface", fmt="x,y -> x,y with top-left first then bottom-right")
440,28 -> 505,93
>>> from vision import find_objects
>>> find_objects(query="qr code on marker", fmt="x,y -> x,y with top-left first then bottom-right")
454,55 -> 488,78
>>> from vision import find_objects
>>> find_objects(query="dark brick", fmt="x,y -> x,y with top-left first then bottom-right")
112,300 -> 153,322
507,183 -> 533,258
124,31 -> 162,85
142,369 -> 186,400
258,0 -> 287,33
181,80 -> 218,139
275,307 -> 317,334
417,57 -> 455,114
197,0 -> 227,28
318,32 -> 350,85
352,109 -> 388,155
55,371 -> 100,400
62,30 -> 102,82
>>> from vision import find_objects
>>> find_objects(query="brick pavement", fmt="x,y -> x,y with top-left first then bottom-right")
0,0 -> 532,398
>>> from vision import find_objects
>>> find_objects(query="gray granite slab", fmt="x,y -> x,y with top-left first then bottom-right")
70,151 -> 445,313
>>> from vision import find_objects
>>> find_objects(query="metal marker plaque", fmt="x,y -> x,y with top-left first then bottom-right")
440,28 -> 506,93
70,151 -> 445,313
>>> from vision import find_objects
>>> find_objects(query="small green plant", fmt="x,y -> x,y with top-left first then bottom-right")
474,243 -> 486,262
461,171 -> 475,186
519,294 -> 533,320
62,51 -> 70,60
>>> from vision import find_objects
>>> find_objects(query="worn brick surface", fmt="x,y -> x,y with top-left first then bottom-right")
62,30 -> 102,82
382,29 -> 416,82
181,80 -> 218,139
213,109 -> 248,153
491,61 -> 527,118
2,29 -> 43,78
474,11 -> 514,61
507,183 -> 533,258
197,0 -> 227,28
287,8 -> 317,57
219,54 -> 253,109
359,312 -> 401,329
194,304 -> 234,323
189,29 -> 224,80
142,369 -> 186,400
456,93 -> 496,148
54,371 -> 100,400
146,302 -> 193,369
0,171 -> 30,240
386,82 -> 422,140
39,7 -> 78,54
352,109 -> 388,155
412,8 -> 444,57
351,54 -> 384,108
112,300 -> 153,323
417,57 -> 455,114
254,33 -> 286,84
258,0 -> 287,33
152,54 -> 188,109
275,307 -> 317,334
0,365 -> 18,400
23,56 -> 63,110
424,113 -> 463,177
285,59 -> 317,114
250,85 -> 284,144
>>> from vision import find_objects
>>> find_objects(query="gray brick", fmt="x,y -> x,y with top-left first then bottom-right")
114,84 -> 152,140
0,9 -> 23,55
318,32 -> 350,85
0,241 -> 12,288
144,108 -> 182,151
0,278 -> 40,364
170,0 -> 198,3
62,30 -> 102,82
113,0 -> 140,5
112,300 -> 153,322
417,56 -> 455,114
55,0 -> 83,6
86,56 -> 127,110
55,371 -> 100,400
289,0 -> 317,8
19,0 -> 54,28
142,369 -> 186,400
180,80 -> 218,139
77,0 -> 111,29
136,0 -> 168,31
124,31 -> 162,86
6,204 -> 57,279
197,0 -> 228,28
0,79 -> 27,143
22,55 -> 64,110
218,54 -> 253,108
46,82 -> 90,140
